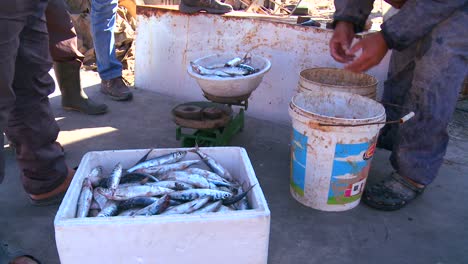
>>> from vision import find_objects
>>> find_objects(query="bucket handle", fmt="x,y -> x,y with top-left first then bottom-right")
318,112 -> 415,127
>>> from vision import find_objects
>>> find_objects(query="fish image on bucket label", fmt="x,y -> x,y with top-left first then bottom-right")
290,129 -> 308,196
327,140 -> 376,205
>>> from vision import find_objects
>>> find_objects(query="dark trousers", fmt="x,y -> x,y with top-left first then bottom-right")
378,8 -> 468,185
46,0 -> 84,65
0,0 -> 67,194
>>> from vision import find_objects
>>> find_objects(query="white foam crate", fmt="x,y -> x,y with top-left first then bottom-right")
54,147 -> 270,264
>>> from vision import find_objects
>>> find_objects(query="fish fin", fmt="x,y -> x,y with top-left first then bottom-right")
133,148 -> 153,167
187,142 -> 199,153
242,51 -> 252,64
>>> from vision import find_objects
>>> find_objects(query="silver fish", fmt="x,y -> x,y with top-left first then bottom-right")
97,200 -> 119,217
93,188 -> 108,209
88,166 -> 104,187
151,181 -> 194,190
108,162 -> 123,192
191,148 -> 233,181
216,186 -> 234,193
118,182 -> 144,188
139,160 -> 200,175
184,168 -> 230,184
218,67 -> 249,76
235,198 -> 250,210
132,148 -> 153,167
205,63 -> 226,70
76,178 -> 93,218
209,179 -> 234,188
88,209 -> 100,217
98,185 -> 174,201
241,52 -> 252,65
217,205 -> 236,212
117,208 -> 141,216
238,64 -> 257,74
160,197 -> 210,215
222,184 -> 255,206
191,62 -> 232,77
169,189 -> 232,201
120,172 -> 159,184
90,200 -> 100,210
127,151 -> 187,173
225,57 -> 242,67
233,185 -> 250,210
192,201 -> 223,214
159,171 -> 211,189
134,195 -> 171,216
119,197 -> 159,210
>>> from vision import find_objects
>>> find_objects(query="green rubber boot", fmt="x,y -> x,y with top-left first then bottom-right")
179,0 -> 233,14
54,61 -> 108,115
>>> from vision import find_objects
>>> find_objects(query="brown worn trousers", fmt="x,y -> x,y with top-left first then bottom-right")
0,0 -> 68,195
46,0 -> 85,65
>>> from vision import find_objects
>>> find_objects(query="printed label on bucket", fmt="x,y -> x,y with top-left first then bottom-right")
327,140 -> 376,205
290,129 -> 308,196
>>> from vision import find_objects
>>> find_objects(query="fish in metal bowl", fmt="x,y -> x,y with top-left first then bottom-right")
187,53 -> 271,99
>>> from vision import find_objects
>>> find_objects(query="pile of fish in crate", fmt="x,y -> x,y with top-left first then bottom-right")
76,148 -> 253,218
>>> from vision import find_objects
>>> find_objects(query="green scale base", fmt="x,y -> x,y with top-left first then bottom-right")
176,108 -> 244,147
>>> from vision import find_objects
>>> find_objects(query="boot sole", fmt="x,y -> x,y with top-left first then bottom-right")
63,106 -> 108,115
179,2 -> 232,14
100,90 -> 133,101
29,192 -> 66,207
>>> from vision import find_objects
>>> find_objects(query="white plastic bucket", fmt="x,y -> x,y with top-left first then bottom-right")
288,90 -> 386,211
298,68 -> 378,99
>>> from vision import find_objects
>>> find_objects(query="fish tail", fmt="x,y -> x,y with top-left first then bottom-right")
223,184 -> 256,205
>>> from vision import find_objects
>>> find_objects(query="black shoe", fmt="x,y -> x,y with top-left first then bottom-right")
1,243 -> 41,264
100,77 -> 133,101
363,172 -> 425,211
179,0 -> 233,14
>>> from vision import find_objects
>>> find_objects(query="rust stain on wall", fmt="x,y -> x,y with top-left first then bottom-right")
137,5 -> 330,35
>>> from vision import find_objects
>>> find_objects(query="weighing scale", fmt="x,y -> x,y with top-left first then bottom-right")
172,53 -> 271,147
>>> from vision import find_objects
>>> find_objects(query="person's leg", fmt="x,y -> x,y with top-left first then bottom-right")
3,0 -> 72,199
390,9 -> 467,186
0,0 -> 36,184
364,9 -> 468,210
91,0 -> 132,101
377,43 -> 418,151
46,0 -> 108,115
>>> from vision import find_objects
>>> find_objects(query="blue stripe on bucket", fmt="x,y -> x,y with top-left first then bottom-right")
291,129 -> 308,196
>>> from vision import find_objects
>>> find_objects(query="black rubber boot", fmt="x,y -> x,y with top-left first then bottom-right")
179,0 -> 233,14
53,61 -> 108,115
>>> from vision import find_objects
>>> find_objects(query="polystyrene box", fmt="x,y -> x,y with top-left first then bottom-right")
54,147 -> 270,264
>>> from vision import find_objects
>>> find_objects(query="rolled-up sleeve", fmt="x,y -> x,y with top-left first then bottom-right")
333,0 -> 375,33
381,0 -> 468,50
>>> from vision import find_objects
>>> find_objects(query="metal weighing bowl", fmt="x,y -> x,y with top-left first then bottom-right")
187,53 -> 271,99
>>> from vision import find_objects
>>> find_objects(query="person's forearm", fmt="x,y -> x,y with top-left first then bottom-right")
333,0 -> 375,33
381,0 -> 468,50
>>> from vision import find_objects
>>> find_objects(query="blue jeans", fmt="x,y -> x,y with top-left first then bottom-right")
91,0 -> 122,80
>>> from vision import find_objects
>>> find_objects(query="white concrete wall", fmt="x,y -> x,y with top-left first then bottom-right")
135,7 -> 390,124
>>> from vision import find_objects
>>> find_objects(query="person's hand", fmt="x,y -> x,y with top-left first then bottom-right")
329,21 -> 356,63
344,32 -> 389,73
